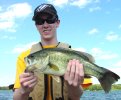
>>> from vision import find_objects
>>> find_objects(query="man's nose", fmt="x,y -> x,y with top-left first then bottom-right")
43,21 -> 49,26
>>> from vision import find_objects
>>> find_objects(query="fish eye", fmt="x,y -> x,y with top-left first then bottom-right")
30,55 -> 34,58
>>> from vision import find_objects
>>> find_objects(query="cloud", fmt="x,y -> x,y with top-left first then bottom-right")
88,28 -> 99,35
70,0 -> 92,8
107,0 -> 112,2
110,67 -> 121,84
73,47 -> 87,52
70,0 -> 100,8
89,6 -> 101,12
48,0 -> 100,8
74,47 -> 118,60
106,32 -> 121,41
74,46 -> 119,61
90,48 -> 118,60
113,60 -> 121,67
0,2 -> 32,32
119,24 -> 121,29
0,35 -> 16,40
98,54 -> 118,60
0,6 -> 2,11
12,41 -> 37,54
0,74 -> 15,86
0,21 -> 16,32
110,68 -> 121,76
48,0 -> 68,7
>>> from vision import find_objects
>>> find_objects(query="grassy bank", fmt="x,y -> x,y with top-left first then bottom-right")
84,84 -> 121,91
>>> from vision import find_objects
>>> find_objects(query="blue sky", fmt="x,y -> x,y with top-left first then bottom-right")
0,0 -> 121,86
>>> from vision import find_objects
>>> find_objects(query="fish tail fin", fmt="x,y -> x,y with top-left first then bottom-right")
99,70 -> 120,93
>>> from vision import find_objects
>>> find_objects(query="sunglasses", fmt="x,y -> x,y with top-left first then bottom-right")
35,17 -> 57,25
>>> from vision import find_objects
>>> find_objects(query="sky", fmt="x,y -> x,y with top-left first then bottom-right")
0,0 -> 121,86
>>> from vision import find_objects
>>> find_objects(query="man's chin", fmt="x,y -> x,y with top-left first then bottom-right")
43,36 -> 53,41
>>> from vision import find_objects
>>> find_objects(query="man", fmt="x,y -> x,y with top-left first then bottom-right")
13,3 -> 93,100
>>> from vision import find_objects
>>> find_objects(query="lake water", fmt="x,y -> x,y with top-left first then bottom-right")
81,90 -> 121,100
0,90 -> 13,100
0,90 -> 121,100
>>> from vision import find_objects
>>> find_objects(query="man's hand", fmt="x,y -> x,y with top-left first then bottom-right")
64,59 -> 84,100
13,72 -> 37,100
64,59 -> 84,86
19,72 -> 37,95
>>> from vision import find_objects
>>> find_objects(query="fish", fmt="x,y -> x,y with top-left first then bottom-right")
24,48 -> 120,93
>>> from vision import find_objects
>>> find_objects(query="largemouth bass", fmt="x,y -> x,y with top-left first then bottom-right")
25,48 -> 120,93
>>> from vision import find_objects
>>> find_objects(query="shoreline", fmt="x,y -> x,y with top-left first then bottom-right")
0,84 -> 121,90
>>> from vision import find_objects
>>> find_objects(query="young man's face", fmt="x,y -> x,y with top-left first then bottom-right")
35,13 -> 60,41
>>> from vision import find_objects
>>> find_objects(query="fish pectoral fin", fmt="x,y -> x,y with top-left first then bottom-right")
48,63 -> 59,71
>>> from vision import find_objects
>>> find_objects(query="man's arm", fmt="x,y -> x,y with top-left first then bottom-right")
68,86 -> 83,100
67,84 -> 83,100
13,72 -> 37,100
13,88 -> 30,100
64,59 -> 84,100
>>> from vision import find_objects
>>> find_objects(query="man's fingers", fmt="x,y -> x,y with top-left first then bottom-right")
64,59 -> 84,87
69,59 -> 76,84
20,72 -> 33,78
23,77 -> 37,88
73,60 -> 80,86
19,72 -> 37,88
64,60 -> 71,80
78,63 -> 84,84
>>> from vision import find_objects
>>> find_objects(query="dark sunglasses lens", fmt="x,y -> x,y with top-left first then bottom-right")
46,19 -> 56,24
35,20 -> 44,25
36,18 -> 57,25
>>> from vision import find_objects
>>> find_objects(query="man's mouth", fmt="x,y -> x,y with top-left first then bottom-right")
43,30 -> 51,34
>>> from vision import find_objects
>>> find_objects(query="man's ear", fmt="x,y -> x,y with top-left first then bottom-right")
56,20 -> 60,28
